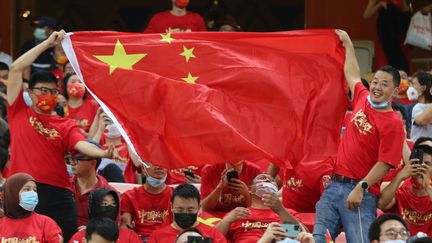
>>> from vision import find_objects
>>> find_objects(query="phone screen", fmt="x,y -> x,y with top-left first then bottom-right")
184,171 -> 194,178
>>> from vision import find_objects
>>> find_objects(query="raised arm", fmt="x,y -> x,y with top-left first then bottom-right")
7,30 -> 66,105
363,0 -> 386,19
335,30 -> 361,97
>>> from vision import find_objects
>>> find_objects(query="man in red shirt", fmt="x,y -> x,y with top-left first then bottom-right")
378,136 -> 432,235
6,30 -> 114,241
144,0 -> 206,33
121,163 -> 172,241
69,139 -> 116,227
148,183 -> 227,243
313,30 -> 405,243
216,173 -> 302,243
200,160 -> 262,213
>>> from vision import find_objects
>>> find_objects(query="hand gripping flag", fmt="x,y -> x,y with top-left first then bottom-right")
62,30 -> 348,169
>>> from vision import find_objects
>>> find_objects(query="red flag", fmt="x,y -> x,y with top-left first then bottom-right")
62,30 -> 348,169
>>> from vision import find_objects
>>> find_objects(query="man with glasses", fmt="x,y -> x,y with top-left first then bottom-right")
368,214 -> 410,242
148,183 -> 227,243
70,139 -> 116,228
378,137 -> 432,235
6,30 -> 114,241
216,173 -> 305,243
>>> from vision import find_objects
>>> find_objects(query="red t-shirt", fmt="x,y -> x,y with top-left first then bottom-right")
0,213 -> 62,242
121,185 -> 173,237
65,99 -> 99,132
145,11 -> 206,33
7,91 -> 85,190
282,158 -> 334,213
201,162 -> 262,212
334,83 -> 405,195
227,207 -> 281,243
71,174 -> 116,227
148,223 -> 227,243
167,165 -> 203,185
69,227 -> 141,243
394,184 -> 432,235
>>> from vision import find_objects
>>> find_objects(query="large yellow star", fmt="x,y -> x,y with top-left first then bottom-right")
94,40 -> 147,75
182,72 -> 199,84
160,33 -> 175,44
179,46 -> 196,62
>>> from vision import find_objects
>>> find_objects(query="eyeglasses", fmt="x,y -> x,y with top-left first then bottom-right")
172,207 -> 199,214
32,87 -> 59,95
68,158 -> 95,165
382,229 -> 410,240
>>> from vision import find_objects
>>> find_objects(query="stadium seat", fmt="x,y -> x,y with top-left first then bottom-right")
353,40 -> 375,76
109,182 -> 141,194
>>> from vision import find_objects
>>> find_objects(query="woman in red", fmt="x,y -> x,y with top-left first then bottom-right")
62,72 -> 99,134
0,173 -> 62,242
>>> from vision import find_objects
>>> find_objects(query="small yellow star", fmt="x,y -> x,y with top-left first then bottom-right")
182,72 -> 199,84
94,40 -> 147,75
160,33 -> 175,44
179,46 -> 196,62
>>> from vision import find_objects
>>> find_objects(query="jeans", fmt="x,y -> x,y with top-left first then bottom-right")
313,181 -> 377,243
35,182 -> 78,242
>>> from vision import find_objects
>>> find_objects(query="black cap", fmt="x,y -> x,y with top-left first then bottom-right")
32,16 -> 56,28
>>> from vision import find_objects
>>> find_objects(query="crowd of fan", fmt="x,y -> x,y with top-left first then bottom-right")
0,0 -> 432,242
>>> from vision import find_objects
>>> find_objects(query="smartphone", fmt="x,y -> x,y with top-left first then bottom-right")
226,170 -> 239,182
280,223 -> 300,239
409,148 -> 424,164
184,170 -> 195,178
187,236 -> 212,243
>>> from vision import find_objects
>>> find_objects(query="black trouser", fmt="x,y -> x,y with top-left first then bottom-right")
35,182 -> 77,242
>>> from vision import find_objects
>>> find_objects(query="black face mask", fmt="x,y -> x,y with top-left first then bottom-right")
173,213 -> 197,229
99,205 -> 118,221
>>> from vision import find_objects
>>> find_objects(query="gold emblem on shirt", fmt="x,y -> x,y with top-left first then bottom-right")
75,119 -> 89,130
1,236 -> 39,242
351,109 -> 372,134
241,220 -> 270,232
221,193 -> 245,205
285,177 -> 303,191
402,208 -> 432,226
137,209 -> 169,224
29,116 -> 60,139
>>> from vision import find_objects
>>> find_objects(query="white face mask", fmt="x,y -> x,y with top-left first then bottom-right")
254,182 -> 278,198
105,124 -> 121,139
406,86 -> 419,101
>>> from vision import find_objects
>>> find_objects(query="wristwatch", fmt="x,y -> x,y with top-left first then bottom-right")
359,181 -> 369,192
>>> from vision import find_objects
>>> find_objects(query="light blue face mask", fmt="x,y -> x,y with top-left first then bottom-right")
19,190 -> 39,211
383,240 -> 406,243
66,164 -> 73,176
146,174 -> 167,188
367,95 -> 389,109
33,28 -> 47,41
23,91 -> 33,107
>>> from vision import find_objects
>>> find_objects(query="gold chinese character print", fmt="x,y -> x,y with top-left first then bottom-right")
29,117 -> 60,139
350,109 -> 373,134
402,208 -> 432,226
137,209 -> 169,224
241,220 -> 271,232
0,236 -> 40,243
285,177 -> 303,192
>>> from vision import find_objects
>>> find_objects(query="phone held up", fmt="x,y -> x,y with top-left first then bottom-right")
226,170 -> 239,182
410,148 -> 424,164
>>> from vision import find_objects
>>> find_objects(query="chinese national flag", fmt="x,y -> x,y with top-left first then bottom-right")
62,30 -> 348,169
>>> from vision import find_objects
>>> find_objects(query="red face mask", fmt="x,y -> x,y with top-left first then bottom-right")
67,82 -> 85,98
36,94 -> 58,113
174,0 -> 189,8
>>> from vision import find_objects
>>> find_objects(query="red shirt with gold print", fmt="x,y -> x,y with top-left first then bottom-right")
334,83 -> 404,195
7,91 -> 85,190
120,186 -> 172,237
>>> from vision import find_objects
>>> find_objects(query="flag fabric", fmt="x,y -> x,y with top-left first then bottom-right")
62,30 -> 348,169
